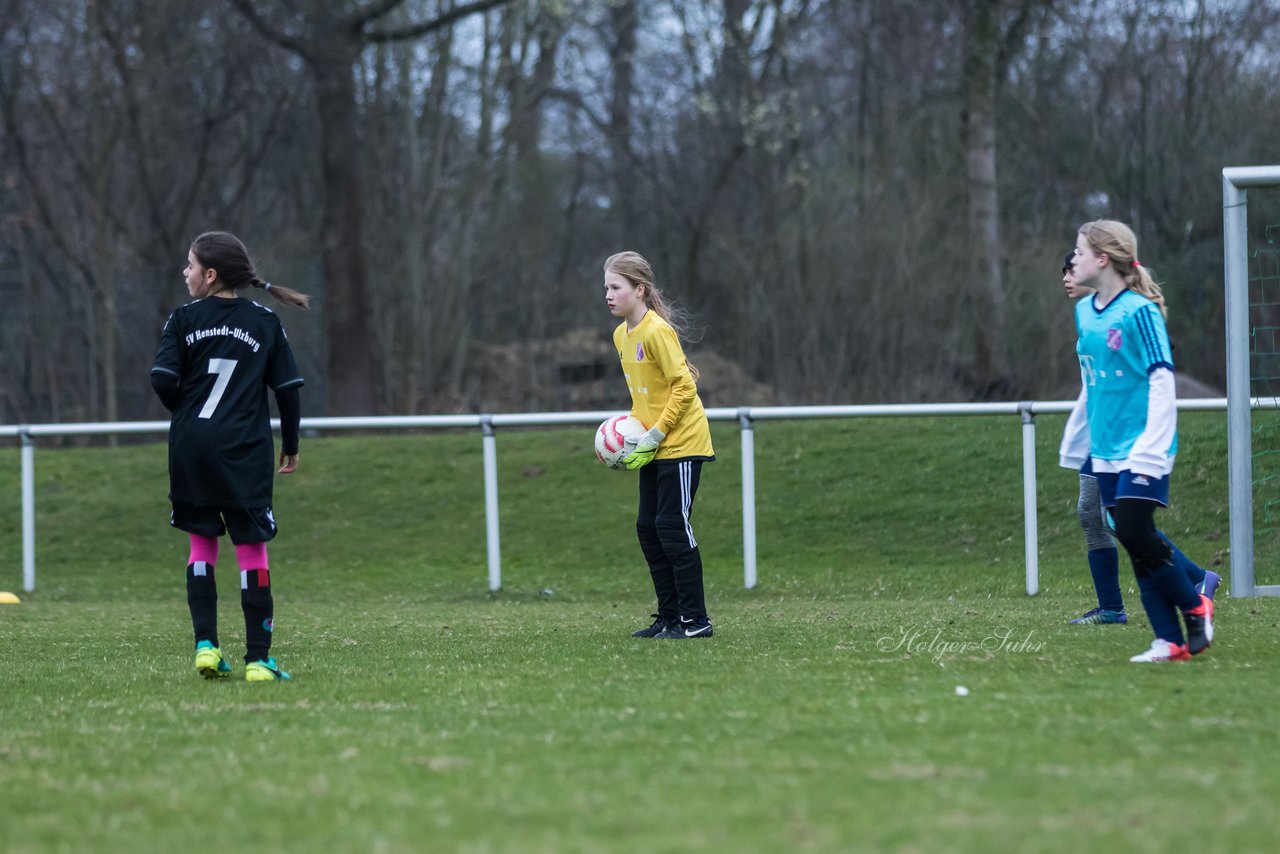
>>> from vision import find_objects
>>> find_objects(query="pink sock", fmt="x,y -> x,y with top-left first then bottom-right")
234,542 -> 269,571
188,534 -> 219,569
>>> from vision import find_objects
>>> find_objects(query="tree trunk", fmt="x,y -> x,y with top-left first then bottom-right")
963,0 -> 1012,397
312,45 -> 379,415
400,42 -> 426,413
608,0 -> 639,237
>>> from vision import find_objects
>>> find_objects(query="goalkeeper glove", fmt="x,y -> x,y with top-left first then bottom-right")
622,427 -> 665,470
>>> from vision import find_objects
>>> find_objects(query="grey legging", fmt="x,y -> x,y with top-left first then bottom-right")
1077,473 -> 1115,552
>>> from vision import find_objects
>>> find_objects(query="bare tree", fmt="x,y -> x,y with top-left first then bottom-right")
961,0 -> 1051,398
607,1 -> 640,237
7,0 -> 1280,419
0,1 -> 303,423
226,0 -> 517,414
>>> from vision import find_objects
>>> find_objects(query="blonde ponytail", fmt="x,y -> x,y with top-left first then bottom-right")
1125,264 -> 1166,318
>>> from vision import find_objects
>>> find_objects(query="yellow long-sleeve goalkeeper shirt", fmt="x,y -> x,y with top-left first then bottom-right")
613,310 -> 714,461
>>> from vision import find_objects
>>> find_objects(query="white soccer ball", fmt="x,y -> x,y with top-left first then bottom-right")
594,414 -> 645,469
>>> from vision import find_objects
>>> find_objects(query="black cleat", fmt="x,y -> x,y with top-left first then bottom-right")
632,615 -> 673,638
656,617 -> 713,639
1184,594 -> 1215,655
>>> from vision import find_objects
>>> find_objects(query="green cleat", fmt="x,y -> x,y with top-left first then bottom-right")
194,640 -> 232,679
245,657 -> 291,682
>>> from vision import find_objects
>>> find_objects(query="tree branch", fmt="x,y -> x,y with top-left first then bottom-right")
29,79 -> 133,245
0,67 -> 97,290
756,0 -> 813,87
345,0 -> 410,33
95,10 -> 175,249
363,0 -> 515,43
544,86 -> 609,134
997,0 -> 1053,82
225,0 -> 315,60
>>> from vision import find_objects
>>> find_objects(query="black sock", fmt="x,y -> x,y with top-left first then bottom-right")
186,562 -> 218,647
240,568 -> 274,663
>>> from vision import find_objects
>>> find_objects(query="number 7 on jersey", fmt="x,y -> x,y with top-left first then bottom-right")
199,358 -> 238,419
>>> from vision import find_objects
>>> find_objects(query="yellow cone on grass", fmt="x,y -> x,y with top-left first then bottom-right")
0,592 -> 21,604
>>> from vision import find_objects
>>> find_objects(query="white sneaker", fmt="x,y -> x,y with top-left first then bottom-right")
1129,638 -> 1191,663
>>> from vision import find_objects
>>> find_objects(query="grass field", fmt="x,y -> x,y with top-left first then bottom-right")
2,413 -> 1279,853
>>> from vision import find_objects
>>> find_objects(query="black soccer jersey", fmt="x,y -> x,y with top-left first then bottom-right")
151,297 -> 304,508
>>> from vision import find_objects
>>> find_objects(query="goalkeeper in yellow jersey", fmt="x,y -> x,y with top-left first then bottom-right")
603,251 -> 715,639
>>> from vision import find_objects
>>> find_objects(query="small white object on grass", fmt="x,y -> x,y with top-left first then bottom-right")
954,685 -> 969,697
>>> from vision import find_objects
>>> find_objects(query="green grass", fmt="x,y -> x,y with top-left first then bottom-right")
1,414 -> 1278,853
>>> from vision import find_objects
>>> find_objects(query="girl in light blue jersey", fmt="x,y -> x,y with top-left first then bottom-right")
1058,249 -> 1218,628
1061,220 -> 1215,663
1058,250 -> 1125,625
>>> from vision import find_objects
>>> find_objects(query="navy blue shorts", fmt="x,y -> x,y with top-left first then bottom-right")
1091,469 -> 1170,509
171,503 -> 277,545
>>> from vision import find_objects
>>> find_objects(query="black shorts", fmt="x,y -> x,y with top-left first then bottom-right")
171,503 -> 277,545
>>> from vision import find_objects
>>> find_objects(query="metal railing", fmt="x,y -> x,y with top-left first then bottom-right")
1,399 -> 1235,595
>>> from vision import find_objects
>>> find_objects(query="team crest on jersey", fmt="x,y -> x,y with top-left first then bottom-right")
635,343 -> 645,361
1106,328 -> 1122,350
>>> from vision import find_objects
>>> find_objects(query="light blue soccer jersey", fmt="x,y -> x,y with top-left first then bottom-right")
1075,289 -> 1177,461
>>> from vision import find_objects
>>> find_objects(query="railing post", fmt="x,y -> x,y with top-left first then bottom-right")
739,408 -> 757,589
1020,403 -> 1039,596
20,426 -> 35,593
480,416 -> 501,591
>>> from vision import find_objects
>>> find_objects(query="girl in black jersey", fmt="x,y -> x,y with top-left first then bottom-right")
151,232 -> 308,682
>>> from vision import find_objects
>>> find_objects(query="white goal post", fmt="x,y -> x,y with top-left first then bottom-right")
1223,165 -> 1280,597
